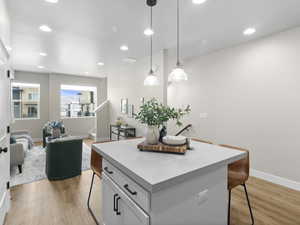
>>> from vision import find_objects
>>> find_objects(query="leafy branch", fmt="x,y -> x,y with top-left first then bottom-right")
134,98 -> 190,127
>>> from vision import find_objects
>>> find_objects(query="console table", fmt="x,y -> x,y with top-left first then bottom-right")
110,125 -> 136,141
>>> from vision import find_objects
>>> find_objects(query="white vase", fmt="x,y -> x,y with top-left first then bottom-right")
145,126 -> 159,145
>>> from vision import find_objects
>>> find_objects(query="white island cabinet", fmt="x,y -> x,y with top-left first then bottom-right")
93,139 -> 246,225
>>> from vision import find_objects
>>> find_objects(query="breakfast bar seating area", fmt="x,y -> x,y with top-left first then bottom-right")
91,138 -> 250,225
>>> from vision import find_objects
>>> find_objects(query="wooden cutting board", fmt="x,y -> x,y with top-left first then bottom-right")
137,141 -> 187,154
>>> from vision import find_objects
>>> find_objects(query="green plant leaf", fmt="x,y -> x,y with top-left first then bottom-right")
134,98 -> 190,127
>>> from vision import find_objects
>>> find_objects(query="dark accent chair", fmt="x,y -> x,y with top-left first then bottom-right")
46,138 -> 83,180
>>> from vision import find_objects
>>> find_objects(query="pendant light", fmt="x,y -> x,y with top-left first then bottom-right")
144,0 -> 159,86
168,0 -> 188,82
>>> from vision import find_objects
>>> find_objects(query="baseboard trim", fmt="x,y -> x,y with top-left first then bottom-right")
250,169 -> 300,191
79,135 -> 90,139
95,137 -> 110,142
32,138 -> 42,142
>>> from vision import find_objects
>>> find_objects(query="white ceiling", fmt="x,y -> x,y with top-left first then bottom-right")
8,0 -> 300,77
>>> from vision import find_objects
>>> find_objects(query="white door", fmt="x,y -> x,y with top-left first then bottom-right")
0,46 -> 10,225
102,174 -> 149,225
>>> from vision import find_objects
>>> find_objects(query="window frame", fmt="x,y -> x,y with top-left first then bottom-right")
60,84 -> 97,119
12,82 -> 41,120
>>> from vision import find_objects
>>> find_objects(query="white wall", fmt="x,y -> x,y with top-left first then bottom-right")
11,71 -> 49,139
49,73 -> 107,137
11,71 -> 107,139
168,26 -> 300,183
0,0 -> 10,49
0,0 -> 10,137
108,51 -> 167,137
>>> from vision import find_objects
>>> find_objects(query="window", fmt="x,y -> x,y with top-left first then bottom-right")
12,82 -> 40,119
60,85 -> 97,118
28,93 -> 39,101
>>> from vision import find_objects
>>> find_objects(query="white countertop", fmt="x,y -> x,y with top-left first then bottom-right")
93,138 -> 246,192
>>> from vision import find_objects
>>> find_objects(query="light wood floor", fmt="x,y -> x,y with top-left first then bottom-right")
4,140 -> 300,225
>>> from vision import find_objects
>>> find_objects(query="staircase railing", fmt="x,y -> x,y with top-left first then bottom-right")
94,100 -> 110,141
94,99 -> 109,113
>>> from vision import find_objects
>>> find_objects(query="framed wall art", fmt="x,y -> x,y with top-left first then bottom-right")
128,104 -> 134,118
121,98 -> 128,114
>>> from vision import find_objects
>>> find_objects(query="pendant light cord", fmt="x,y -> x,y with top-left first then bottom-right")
176,0 -> 180,66
150,6 -> 153,73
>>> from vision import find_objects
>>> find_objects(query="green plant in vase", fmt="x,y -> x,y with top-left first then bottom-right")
135,98 -> 190,144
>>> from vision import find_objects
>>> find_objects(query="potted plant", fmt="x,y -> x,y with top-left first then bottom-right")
135,98 -> 190,145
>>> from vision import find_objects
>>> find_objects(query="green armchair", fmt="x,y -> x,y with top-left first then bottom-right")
46,137 -> 83,180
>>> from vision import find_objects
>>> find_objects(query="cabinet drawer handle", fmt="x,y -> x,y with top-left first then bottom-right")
124,184 -> 137,195
116,196 -> 121,215
2,147 -> 8,153
104,167 -> 114,174
0,148 -> 2,154
113,194 -> 118,212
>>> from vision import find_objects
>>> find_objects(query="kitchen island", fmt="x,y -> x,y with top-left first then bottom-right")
92,138 -> 246,225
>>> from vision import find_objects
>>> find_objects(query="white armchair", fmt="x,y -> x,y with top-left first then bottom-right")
10,130 -> 32,173
10,143 -> 25,173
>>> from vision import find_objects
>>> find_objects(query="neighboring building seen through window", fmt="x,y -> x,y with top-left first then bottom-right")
12,82 -> 40,119
60,85 -> 97,118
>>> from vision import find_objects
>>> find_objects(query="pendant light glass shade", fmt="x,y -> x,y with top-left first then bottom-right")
169,65 -> 188,82
144,70 -> 159,86
168,0 -> 188,83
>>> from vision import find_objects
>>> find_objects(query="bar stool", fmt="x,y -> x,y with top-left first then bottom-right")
192,137 -> 214,145
219,144 -> 255,225
87,140 -> 115,225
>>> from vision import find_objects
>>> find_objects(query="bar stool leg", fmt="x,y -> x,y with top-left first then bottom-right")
242,184 -> 255,225
228,189 -> 231,225
87,172 -> 99,225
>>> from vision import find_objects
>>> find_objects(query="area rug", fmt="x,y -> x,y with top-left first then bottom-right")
10,143 -> 91,187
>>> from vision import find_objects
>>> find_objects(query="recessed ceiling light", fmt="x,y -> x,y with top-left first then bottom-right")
5,46 -> 12,52
45,0 -> 59,3
192,0 -> 207,5
112,26 -> 118,33
123,57 -> 137,63
201,39 -> 207,45
97,62 -> 104,66
144,28 -> 154,36
243,27 -> 256,36
85,72 -> 89,74
38,66 -> 45,69
40,52 -> 47,56
39,25 -> 52,32
120,45 -> 129,51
